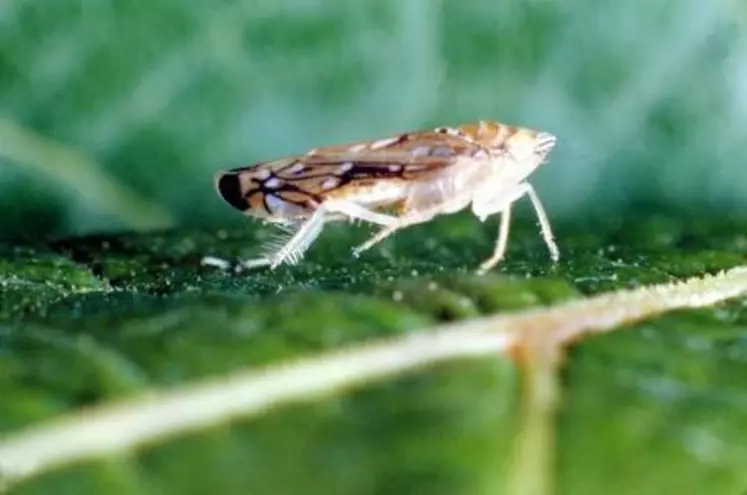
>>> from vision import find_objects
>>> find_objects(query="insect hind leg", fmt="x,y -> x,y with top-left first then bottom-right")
252,199 -> 397,269
202,199 -> 399,272
352,191 -> 474,258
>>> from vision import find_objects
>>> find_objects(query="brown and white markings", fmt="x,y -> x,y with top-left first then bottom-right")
202,120 -> 561,274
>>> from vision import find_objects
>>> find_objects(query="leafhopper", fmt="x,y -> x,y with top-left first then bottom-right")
204,120 -> 560,274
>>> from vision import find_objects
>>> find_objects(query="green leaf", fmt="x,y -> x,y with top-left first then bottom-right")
1,211 -> 746,494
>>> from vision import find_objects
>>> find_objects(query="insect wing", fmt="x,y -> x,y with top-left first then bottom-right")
298,130 -> 488,178
215,129 -> 488,217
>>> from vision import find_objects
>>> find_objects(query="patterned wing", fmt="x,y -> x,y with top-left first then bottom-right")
214,127 -> 491,220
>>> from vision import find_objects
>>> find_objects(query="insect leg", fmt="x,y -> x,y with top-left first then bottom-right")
473,182 -> 559,274
352,184 -> 476,258
240,210 -> 327,270
524,183 -> 560,262
351,207 -> 444,257
233,200 -> 398,271
476,203 -> 512,275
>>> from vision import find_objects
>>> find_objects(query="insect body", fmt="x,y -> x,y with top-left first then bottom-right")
204,120 -> 560,274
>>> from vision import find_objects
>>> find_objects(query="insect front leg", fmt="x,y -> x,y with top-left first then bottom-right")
524,183 -> 560,263
476,204 -> 512,275
473,181 -> 559,274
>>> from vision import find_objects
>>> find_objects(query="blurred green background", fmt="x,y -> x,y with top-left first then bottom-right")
1,0 -> 745,241
3,3 -> 747,494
